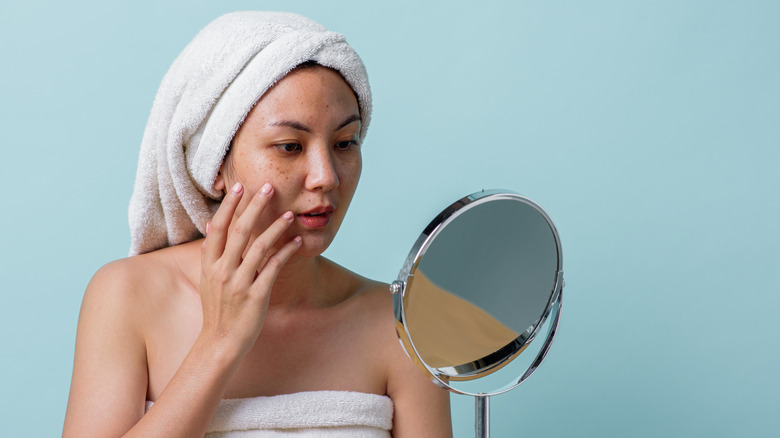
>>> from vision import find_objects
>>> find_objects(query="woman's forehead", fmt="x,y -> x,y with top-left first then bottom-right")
245,67 -> 360,130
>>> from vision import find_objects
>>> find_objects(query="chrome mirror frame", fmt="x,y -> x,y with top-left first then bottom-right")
389,190 -> 565,437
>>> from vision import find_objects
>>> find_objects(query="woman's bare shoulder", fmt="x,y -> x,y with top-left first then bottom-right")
318,256 -> 386,291
89,253 -> 162,292
325,261 -> 453,436
323,261 -> 390,310
65,243 -> 199,436
355,274 -> 452,437
83,242 -> 200,319
314,257 -> 383,301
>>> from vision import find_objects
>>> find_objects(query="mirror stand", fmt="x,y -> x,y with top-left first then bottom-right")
476,394 -> 489,437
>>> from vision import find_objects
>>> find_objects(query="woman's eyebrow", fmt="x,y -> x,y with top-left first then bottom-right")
335,114 -> 361,131
267,114 -> 360,133
267,120 -> 311,132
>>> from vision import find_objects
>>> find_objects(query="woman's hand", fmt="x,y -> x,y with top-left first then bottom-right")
64,182 -> 302,437
199,182 -> 302,356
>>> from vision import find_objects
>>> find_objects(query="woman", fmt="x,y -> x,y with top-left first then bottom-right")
63,11 -> 452,437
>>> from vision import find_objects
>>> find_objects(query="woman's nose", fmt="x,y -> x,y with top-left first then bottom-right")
305,146 -> 339,192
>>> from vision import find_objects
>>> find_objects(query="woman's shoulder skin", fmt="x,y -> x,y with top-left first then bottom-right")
63,242 -> 199,436
82,243 -> 201,353
316,261 -> 453,437
63,257 -> 149,435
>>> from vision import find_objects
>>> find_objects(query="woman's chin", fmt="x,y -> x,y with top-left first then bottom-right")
294,235 -> 335,258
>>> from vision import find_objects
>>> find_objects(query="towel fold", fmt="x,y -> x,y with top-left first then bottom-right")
145,391 -> 393,437
129,11 -> 371,256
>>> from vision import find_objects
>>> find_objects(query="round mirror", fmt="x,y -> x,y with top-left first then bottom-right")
391,190 -> 564,400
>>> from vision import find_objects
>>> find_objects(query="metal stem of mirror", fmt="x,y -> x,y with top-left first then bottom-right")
390,190 -> 564,438
476,395 -> 489,437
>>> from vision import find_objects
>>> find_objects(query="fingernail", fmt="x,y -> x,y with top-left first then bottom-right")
261,183 -> 273,195
282,211 -> 294,221
206,222 -> 210,234
294,236 -> 303,245
231,182 -> 242,194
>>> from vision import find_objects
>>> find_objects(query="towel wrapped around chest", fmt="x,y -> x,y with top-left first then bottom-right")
145,391 -> 393,437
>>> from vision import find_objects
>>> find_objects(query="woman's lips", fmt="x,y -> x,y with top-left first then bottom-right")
296,206 -> 334,228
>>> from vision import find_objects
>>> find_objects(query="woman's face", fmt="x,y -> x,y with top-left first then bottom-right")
216,66 -> 362,257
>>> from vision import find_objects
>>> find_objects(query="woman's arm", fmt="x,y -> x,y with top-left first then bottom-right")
386,334 -> 453,437
62,260 -> 244,437
63,183 -> 301,437
63,260 -> 153,436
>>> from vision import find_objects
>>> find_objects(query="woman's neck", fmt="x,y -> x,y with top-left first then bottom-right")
177,237 -> 348,311
267,254 -> 329,309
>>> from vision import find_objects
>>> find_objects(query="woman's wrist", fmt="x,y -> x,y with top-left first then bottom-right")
193,330 -> 251,373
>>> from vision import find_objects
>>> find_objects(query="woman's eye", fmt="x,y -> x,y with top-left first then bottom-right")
276,143 -> 302,153
335,140 -> 358,151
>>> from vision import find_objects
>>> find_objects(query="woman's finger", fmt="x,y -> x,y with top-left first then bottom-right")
221,183 -> 274,267
236,210 -> 295,278
249,235 -> 303,295
203,182 -> 244,263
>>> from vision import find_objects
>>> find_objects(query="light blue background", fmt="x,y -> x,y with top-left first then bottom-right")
2,1 -> 778,436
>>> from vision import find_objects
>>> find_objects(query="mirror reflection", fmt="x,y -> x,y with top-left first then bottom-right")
394,191 -> 563,395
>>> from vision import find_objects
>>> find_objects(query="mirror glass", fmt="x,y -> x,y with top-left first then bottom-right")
393,191 -> 563,396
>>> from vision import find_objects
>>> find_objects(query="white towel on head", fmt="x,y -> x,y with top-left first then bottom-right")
145,391 -> 394,437
128,11 -> 372,256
